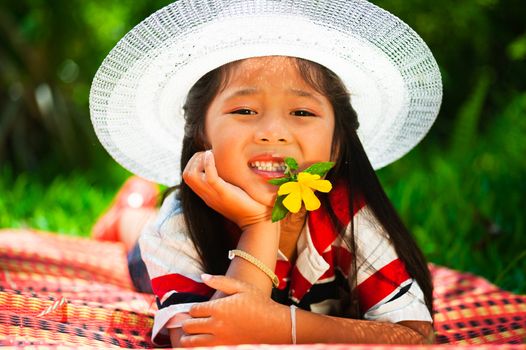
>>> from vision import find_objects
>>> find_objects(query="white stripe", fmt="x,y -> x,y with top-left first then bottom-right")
139,210 -> 204,282
151,303 -> 196,345
367,278 -> 413,310
294,223 -> 330,284
325,206 -> 400,285
364,281 -> 432,322
352,206 -> 399,285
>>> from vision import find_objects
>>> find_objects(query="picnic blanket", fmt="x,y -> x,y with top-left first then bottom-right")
0,229 -> 524,349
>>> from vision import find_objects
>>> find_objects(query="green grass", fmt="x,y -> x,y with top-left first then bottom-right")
1,93 -> 525,294
0,163 -> 131,237
378,91 -> 526,294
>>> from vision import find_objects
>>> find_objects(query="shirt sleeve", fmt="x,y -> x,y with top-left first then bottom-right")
138,192 -> 214,342
352,206 -> 432,323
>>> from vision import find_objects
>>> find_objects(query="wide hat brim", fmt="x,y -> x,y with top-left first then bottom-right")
90,0 -> 442,186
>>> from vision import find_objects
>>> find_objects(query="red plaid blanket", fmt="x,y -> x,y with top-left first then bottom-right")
0,229 -> 524,348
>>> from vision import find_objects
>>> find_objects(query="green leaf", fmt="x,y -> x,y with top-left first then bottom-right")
284,157 -> 298,171
271,195 -> 289,222
268,177 -> 292,186
303,162 -> 335,177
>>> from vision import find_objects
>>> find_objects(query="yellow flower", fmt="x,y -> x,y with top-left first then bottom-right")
277,172 -> 332,213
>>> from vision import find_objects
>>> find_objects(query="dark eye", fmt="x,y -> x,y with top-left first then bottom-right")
231,108 -> 257,115
291,110 -> 316,117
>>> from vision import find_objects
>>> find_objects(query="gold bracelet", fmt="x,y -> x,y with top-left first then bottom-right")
228,249 -> 280,288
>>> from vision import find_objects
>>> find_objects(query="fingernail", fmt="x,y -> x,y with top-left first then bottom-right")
201,273 -> 212,281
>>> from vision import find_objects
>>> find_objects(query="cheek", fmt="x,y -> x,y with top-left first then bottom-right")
214,154 -> 238,180
303,127 -> 334,161
208,138 -> 245,183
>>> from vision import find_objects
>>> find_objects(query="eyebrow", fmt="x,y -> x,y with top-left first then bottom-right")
224,87 -> 323,104
288,88 -> 323,104
224,88 -> 259,100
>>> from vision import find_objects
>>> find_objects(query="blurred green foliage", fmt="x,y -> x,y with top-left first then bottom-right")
0,1 -> 525,293
378,91 -> 526,293
0,164 -> 130,237
0,0 -> 175,171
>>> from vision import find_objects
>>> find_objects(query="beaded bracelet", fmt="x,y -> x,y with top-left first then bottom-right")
228,249 -> 280,288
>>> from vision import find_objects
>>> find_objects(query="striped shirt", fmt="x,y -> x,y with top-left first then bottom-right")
139,183 -> 432,341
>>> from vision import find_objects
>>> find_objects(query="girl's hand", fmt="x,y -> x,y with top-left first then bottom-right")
179,274 -> 288,347
182,150 -> 271,229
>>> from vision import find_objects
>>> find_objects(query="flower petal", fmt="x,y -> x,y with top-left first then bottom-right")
308,179 -> 332,193
278,181 -> 300,196
297,172 -> 320,183
282,191 -> 302,213
301,184 -> 321,211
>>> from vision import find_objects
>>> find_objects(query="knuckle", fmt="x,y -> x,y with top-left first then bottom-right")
188,305 -> 200,317
181,321 -> 191,333
205,174 -> 217,185
182,169 -> 192,180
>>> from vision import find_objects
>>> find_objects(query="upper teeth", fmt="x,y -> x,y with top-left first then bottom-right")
250,161 -> 286,172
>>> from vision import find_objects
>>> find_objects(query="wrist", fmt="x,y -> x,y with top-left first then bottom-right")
263,301 -> 293,344
241,219 -> 279,236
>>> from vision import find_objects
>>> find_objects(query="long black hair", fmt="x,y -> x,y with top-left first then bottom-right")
165,57 -> 433,318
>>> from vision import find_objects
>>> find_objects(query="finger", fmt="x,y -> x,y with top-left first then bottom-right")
200,274 -> 251,295
180,333 -> 216,347
181,317 -> 212,335
182,152 -> 205,185
203,150 -> 220,186
190,151 -> 206,180
203,150 -> 228,192
185,152 -> 218,197
188,300 -> 215,318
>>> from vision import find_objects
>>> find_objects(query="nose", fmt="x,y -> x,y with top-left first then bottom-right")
254,113 -> 292,144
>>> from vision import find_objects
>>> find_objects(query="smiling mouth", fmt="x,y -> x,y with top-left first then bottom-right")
249,161 -> 286,172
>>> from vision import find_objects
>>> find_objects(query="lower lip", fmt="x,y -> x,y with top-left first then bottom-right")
250,167 -> 287,179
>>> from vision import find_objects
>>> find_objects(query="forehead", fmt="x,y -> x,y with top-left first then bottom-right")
222,56 -> 313,89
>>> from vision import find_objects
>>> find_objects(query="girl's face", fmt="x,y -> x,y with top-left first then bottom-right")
204,56 -> 335,207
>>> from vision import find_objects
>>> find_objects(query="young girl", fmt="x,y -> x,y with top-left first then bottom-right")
90,0 -> 442,346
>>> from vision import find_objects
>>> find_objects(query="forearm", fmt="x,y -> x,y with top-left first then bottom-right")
212,220 -> 279,299
174,222 -> 279,345
296,307 -> 433,344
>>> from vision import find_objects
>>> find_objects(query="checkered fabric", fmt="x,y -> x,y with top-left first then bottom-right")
0,229 -> 524,348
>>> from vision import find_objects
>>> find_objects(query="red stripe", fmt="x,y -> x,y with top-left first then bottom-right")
330,180 -> 365,228
290,183 -> 365,301
356,259 -> 411,311
333,246 -> 352,277
275,260 -> 292,290
307,208 -> 336,258
319,269 -> 335,281
319,247 -> 353,280
319,250 -> 335,280
308,182 -> 365,258
151,273 -> 214,300
290,265 -> 315,301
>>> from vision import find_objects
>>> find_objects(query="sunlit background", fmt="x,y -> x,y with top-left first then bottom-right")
1,0 -> 525,293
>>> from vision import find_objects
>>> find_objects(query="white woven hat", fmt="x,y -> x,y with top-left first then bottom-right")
90,0 -> 442,186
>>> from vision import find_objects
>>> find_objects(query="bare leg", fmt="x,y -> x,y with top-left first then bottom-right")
117,207 -> 157,252
91,176 -> 160,252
